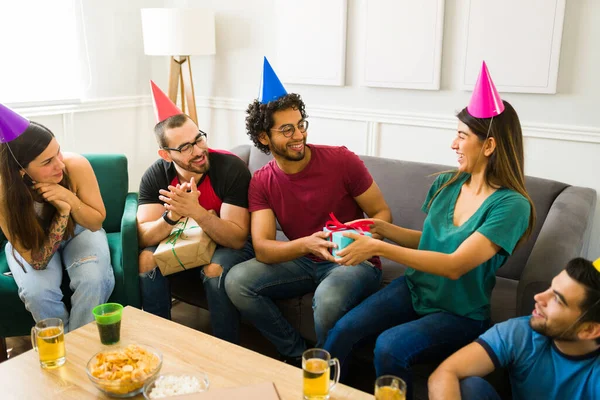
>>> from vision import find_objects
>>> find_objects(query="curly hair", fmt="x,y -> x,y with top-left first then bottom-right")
245,93 -> 307,154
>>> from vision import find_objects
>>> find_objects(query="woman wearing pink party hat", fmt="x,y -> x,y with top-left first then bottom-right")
0,103 -> 114,333
323,62 -> 536,399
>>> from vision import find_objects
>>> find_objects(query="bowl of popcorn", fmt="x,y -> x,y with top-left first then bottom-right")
86,343 -> 163,398
143,373 -> 210,399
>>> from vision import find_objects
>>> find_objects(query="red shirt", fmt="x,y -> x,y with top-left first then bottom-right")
169,149 -> 241,216
249,144 -> 380,268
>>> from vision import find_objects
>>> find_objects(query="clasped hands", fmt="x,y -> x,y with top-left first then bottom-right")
158,177 -> 202,220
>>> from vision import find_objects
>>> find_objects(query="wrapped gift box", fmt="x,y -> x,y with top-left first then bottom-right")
324,227 -> 372,257
323,212 -> 373,258
153,217 -> 216,276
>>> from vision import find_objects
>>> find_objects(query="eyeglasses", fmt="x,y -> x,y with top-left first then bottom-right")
270,120 -> 309,138
163,131 -> 208,155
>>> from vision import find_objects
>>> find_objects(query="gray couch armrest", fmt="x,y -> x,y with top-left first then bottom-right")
517,186 -> 597,316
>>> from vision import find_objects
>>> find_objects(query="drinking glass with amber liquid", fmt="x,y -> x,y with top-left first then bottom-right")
375,375 -> 406,400
30,318 -> 66,369
302,348 -> 340,400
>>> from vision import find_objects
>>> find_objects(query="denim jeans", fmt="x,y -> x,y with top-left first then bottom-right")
6,225 -> 115,333
460,377 -> 502,400
225,256 -> 383,358
139,239 -> 255,344
323,277 -> 490,400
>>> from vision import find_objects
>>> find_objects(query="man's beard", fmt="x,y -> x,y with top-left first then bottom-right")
270,139 -> 306,162
529,316 -> 580,342
172,152 -> 210,174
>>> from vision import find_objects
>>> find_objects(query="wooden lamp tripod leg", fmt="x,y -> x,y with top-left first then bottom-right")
166,56 -> 198,126
181,56 -> 198,125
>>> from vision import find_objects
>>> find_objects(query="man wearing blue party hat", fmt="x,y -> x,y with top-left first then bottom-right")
429,257 -> 600,399
225,57 -> 392,364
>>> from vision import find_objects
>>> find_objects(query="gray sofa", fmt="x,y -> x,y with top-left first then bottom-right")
169,144 -> 597,396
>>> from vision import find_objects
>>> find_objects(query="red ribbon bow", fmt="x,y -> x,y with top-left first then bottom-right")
324,212 -> 373,235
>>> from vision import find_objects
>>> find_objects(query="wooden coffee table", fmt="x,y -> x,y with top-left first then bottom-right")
0,306 -> 372,399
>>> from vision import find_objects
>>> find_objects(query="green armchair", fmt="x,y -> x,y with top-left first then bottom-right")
0,154 -> 140,360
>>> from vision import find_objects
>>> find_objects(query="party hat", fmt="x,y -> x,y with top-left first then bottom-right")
258,57 -> 287,104
150,80 -> 183,124
593,257 -> 600,273
467,61 -> 505,118
0,103 -> 30,143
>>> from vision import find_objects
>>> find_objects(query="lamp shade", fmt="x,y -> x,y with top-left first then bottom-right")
141,8 -> 216,56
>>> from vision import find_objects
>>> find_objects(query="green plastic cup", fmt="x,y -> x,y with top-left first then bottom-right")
92,303 -> 123,345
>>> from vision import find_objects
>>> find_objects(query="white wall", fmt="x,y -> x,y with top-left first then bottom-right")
16,0 -> 600,259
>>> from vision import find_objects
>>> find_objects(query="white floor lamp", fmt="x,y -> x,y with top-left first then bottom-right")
141,8 -> 216,125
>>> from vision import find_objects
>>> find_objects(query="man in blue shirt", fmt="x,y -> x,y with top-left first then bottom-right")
428,257 -> 600,400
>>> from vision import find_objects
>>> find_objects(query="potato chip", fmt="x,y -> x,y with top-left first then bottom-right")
88,344 -> 161,395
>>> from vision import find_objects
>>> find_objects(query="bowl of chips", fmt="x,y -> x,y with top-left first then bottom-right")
86,343 -> 163,398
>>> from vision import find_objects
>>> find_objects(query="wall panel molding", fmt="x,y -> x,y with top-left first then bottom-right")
362,0 -> 445,90
461,0 -> 566,94
13,96 -> 600,154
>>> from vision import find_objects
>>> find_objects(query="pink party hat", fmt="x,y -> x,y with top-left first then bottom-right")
150,80 -> 183,123
467,61 -> 505,118
0,103 -> 30,143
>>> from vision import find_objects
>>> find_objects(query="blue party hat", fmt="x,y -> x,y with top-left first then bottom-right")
258,57 -> 287,104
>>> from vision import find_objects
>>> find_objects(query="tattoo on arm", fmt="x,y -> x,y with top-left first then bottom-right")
30,214 -> 70,270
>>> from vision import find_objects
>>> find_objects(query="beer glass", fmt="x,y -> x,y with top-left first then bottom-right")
375,375 -> 406,400
302,348 -> 340,400
30,318 -> 66,368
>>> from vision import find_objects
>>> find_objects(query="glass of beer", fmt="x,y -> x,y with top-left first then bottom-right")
375,375 -> 406,400
30,318 -> 66,369
302,348 -> 340,400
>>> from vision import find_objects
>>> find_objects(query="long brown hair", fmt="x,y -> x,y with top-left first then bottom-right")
0,121 -> 75,252
428,100 -> 536,244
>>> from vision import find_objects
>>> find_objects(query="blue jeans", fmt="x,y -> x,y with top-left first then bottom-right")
225,256 -> 383,358
324,277 -> 490,400
460,377 -> 502,400
6,225 -> 115,333
139,240 -> 255,344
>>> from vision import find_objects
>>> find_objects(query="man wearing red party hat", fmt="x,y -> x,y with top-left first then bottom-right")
224,57 -> 392,365
318,62 -> 535,399
136,81 -> 253,344
430,257 -> 600,400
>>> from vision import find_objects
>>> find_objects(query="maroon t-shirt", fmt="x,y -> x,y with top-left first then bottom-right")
249,144 -> 381,268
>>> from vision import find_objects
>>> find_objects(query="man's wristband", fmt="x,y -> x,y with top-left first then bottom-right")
162,210 -> 180,226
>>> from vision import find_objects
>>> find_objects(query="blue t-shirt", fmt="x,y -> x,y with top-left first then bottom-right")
405,173 -> 530,320
477,316 -> 600,400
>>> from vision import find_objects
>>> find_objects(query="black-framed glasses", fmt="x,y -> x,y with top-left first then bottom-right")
270,120 -> 309,138
163,131 -> 208,155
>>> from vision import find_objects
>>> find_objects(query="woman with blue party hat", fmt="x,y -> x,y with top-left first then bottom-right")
0,103 -> 114,332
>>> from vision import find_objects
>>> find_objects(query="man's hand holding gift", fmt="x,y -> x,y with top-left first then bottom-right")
303,231 -> 338,263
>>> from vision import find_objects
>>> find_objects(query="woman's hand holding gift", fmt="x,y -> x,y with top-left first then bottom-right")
335,232 -> 380,266
344,218 -> 388,240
